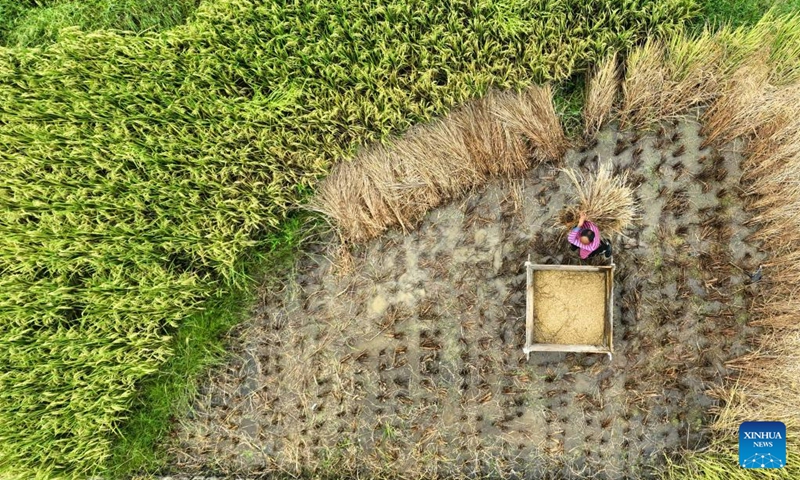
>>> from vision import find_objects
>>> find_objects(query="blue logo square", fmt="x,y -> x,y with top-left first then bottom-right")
739,421 -> 786,468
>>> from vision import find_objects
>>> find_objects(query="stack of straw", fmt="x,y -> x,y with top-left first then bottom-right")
312,84 -> 568,242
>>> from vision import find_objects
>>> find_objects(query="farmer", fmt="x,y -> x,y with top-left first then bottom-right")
568,212 -> 612,259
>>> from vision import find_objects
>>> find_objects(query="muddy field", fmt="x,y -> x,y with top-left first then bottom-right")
167,119 -> 766,479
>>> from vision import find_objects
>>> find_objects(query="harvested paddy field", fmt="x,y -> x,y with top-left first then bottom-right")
168,118 -> 767,479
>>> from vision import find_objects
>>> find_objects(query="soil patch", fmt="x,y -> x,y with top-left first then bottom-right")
533,270 -> 606,345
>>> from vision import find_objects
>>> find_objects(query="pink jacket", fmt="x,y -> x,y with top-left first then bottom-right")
568,220 -> 601,259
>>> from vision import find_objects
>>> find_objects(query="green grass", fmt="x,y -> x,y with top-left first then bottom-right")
0,0 -> 697,478
553,76 -> 588,138
0,1 -> 34,45
109,214 -> 313,478
697,0 -> 800,27
0,0 -> 200,47
663,438 -> 800,479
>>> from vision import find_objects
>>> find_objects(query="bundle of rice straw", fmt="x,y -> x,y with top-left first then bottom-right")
311,85 -> 567,243
583,52 -> 619,139
558,162 -> 638,237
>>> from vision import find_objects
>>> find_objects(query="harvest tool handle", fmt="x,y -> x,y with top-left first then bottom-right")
608,260 -> 615,362
524,254 -> 532,361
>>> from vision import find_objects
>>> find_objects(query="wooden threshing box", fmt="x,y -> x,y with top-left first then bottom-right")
523,262 -> 614,360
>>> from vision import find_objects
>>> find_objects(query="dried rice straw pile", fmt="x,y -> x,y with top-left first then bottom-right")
583,52 -> 619,140
311,84 -> 566,242
660,29 -> 723,117
557,162 -> 638,237
619,40 -> 667,130
699,56 -> 773,149
619,33 -> 723,130
492,84 -> 569,162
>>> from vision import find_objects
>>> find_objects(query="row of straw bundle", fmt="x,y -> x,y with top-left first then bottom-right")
584,33 -> 723,136
740,105 -> 800,254
583,53 -> 619,139
585,10 -> 800,136
618,34 -> 724,131
312,85 -> 568,242
662,14 -> 800,480
710,79 -> 800,475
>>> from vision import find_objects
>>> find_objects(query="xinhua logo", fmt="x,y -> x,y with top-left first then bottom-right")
739,421 -> 786,468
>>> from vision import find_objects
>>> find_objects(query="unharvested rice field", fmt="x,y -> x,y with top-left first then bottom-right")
168,117 -> 766,478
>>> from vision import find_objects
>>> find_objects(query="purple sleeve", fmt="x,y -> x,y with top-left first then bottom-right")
567,227 -> 581,244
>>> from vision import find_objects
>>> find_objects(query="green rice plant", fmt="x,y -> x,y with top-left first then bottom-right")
696,0 -> 800,29
710,8 -> 800,84
0,0 -> 35,44
553,79 -> 587,138
764,10 -> 800,84
2,0 -> 200,47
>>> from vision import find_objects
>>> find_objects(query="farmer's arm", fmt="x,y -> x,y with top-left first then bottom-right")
577,212 -> 587,228
568,212 -> 589,245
